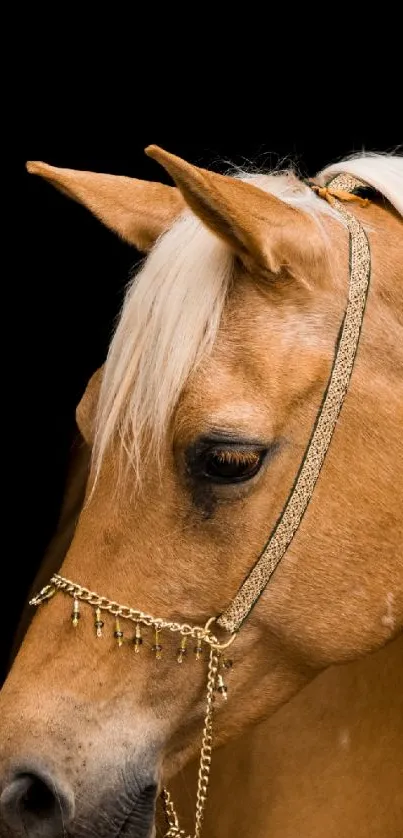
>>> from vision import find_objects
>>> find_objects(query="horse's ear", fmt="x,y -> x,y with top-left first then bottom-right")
146,146 -> 324,276
76,367 -> 104,445
26,161 -> 185,252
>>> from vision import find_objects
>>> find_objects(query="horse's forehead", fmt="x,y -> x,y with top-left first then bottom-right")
187,283 -> 272,385
193,278 -> 325,377
175,282 -> 324,441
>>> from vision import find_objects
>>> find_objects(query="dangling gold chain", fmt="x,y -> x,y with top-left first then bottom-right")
161,645 -> 220,838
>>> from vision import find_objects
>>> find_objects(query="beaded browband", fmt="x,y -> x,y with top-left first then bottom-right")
30,173 -> 372,838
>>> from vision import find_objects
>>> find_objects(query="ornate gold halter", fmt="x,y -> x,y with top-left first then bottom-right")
31,173 -> 372,838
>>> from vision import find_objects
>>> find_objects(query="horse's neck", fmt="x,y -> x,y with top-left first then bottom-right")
164,633 -> 403,838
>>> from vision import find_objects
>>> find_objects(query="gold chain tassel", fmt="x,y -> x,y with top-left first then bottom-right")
94,607 -> 104,638
134,622 -> 142,653
177,636 -> 188,664
152,627 -> 163,660
215,673 -> 228,700
114,617 -> 124,647
194,634 -> 203,661
71,597 -> 80,627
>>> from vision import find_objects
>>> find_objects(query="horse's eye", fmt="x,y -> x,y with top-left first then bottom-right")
193,446 -> 266,484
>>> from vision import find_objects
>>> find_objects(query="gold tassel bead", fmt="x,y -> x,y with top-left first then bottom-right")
71,597 -> 80,628
133,623 -> 142,653
216,673 -> 228,700
114,618 -> 124,647
152,644 -> 163,660
94,607 -> 104,638
152,628 -> 163,660
177,636 -> 188,664
194,635 -> 203,661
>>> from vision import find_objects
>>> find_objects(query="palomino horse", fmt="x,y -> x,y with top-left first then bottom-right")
1,149 -> 402,838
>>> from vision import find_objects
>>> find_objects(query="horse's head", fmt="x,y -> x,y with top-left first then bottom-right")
1,148 -> 402,838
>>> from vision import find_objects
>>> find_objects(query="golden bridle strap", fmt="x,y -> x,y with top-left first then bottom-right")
217,172 -> 372,632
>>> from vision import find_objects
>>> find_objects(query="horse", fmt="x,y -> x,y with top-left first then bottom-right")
1,148 -> 402,838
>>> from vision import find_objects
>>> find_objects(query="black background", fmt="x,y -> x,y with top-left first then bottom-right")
4,71 -> 401,684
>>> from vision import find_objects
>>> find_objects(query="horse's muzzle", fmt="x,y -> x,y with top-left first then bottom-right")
0,761 -> 74,837
0,759 -> 158,838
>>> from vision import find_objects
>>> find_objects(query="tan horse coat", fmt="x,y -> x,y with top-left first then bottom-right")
13,435 -> 402,837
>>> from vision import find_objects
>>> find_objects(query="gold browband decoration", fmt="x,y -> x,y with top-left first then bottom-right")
30,173 -> 372,838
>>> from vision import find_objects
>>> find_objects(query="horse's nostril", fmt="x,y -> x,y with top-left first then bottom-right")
18,773 -> 55,816
1,769 -> 74,836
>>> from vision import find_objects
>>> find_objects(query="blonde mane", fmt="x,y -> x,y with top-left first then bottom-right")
93,153 -> 403,480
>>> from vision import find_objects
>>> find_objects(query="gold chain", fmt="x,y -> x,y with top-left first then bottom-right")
161,646 -> 220,838
31,576 -> 231,838
31,575 -> 236,650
